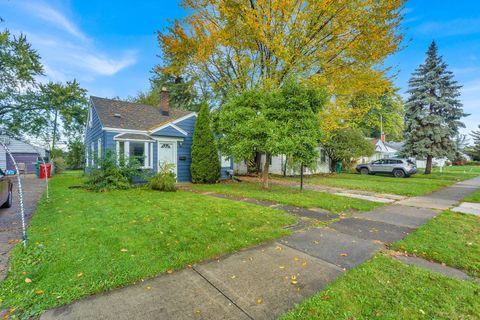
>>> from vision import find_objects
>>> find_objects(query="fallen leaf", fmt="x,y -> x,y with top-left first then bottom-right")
146,286 -> 151,290
257,298 -> 262,304
375,312 -> 381,317
313,240 -> 319,245
340,253 -> 348,257
322,295 -> 328,301
294,257 -> 299,261
302,261 -> 307,266
291,280 -> 298,285
166,269 -> 173,274
419,309 -> 425,315
77,272 -> 84,277
24,278 -> 32,283
35,290 -> 44,295
279,266 -> 285,269
231,275 -> 236,279
120,248 -> 128,252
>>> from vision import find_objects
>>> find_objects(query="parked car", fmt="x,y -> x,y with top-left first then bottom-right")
356,158 -> 417,178
0,168 -> 13,208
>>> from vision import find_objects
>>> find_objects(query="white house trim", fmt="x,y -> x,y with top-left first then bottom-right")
172,112 -> 197,123
149,122 -> 188,136
103,127 -> 149,134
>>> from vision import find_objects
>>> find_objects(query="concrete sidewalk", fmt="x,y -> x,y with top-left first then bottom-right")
41,177 -> 480,320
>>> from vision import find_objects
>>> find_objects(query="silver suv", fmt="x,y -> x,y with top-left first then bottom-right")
356,158 -> 417,178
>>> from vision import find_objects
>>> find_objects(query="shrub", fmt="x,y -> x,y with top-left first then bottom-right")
52,157 -> 66,174
191,100 -> 220,183
148,163 -> 177,192
84,150 -> 144,192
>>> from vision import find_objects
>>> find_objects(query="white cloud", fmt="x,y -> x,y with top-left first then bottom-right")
23,3 -> 89,42
6,2 -> 138,82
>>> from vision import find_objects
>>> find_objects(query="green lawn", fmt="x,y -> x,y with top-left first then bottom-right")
0,173 -> 295,318
281,255 -> 480,320
463,189 -> 480,203
189,181 -> 382,213
392,211 -> 480,277
277,166 -> 480,196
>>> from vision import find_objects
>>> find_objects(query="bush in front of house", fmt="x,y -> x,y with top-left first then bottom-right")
191,100 -> 220,183
84,150 -> 143,192
148,163 -> 177,192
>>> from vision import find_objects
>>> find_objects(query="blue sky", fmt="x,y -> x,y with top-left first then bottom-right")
1,0 -> 479,136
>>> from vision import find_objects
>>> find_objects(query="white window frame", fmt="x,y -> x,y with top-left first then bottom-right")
97,138 -> 102,158
91,142 -> 95,166
115,140 -> 152,169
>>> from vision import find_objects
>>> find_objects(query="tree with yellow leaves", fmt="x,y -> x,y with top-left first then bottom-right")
158,0 -> 404,105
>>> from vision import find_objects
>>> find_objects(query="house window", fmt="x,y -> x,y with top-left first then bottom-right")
97,138 -> 102,158
221,156 -> 231,167
115,141 -> 151,168
320,149 -> 326,163
91,142 -> 95,166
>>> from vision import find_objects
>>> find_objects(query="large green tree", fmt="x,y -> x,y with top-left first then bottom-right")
0,28 -> 88,146
37,80 -> 88,150
357,92 -> 404,141
322,128 -> 375,171
403,41 -> 466,174
0,29 -> 43,135
131,73 -> 200,111
217,79 -> 327,189
191,100 -> 220,183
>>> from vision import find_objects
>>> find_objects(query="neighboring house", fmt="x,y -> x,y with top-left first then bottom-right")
84,89 -> 232,182
0,135 -> 49,173
233,146 -> 330,176
358,135 -> 447,168
358,137 -> 400,164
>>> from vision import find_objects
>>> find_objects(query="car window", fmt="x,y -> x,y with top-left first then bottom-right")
372,160 -> 384,164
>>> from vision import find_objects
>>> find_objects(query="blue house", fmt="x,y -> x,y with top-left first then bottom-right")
84,88 -> 231,182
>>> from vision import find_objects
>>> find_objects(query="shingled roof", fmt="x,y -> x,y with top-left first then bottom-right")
90,96 -> 193,131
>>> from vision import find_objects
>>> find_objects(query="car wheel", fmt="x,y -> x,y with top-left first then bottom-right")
393,169 -> 405,178
360,168 -> 369,175
1,188 -> 12,208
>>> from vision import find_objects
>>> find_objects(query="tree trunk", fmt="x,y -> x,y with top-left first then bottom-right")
255,152 -> 262,175
300,163 -> 304,191
262,153 -> 271,189
424,155 -> 433,174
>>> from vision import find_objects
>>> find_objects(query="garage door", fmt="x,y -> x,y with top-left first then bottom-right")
6,153 -> 39,174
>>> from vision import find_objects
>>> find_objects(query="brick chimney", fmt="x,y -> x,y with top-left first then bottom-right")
380,132 -> 386,143
160,87 -> 169,116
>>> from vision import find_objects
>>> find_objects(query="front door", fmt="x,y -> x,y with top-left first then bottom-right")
158,142 -> 176,174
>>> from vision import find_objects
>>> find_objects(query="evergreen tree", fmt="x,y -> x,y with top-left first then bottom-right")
469,126 -> 480,159
191,101 -> 220,183
403,41 -> 466,174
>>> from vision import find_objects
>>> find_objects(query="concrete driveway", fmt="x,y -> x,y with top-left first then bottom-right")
0,174 -> 46,280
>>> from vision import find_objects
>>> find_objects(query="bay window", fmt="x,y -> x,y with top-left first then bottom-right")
116,140 -> 152,168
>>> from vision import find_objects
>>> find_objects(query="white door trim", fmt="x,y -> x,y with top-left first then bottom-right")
156,140 -> 178,180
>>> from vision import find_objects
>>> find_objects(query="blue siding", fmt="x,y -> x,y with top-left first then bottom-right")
85,110 -> 230,183
174,116 -> 196,182
84,104 -> 103,172
151,125 -> 186,138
